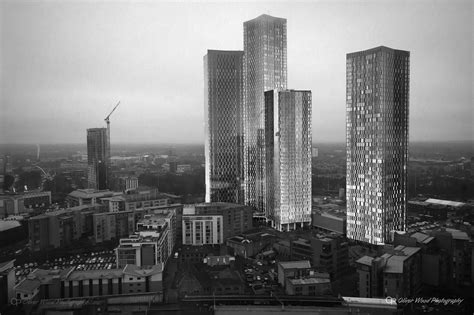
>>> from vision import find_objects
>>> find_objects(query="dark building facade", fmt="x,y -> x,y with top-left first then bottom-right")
346,46 -> 410,244
87,128 -> 110,190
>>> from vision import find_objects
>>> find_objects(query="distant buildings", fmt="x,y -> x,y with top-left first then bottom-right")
356,245 -> 421,298
0,190 -> 51,219
264,90 -> 312,231
66,189 -> 119,207
116,176 -> 139,192
204,50 -> 244,204
87,128 -> 110,190
243,14 -> 287,216
346,46 -> 410,244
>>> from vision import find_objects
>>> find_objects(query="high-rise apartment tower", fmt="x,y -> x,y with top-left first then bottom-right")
204,50 -> 245,203
87,128 -> 110,190
265,90 -> 312,231
346,46 -> 409,244
243,14 -> 287,214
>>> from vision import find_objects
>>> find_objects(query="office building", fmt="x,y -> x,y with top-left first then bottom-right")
346,46 -> 410,244
243,14 -> 287,213
204,50 -> 245,204
264,90 -> 312,230
87,128 -> 110,190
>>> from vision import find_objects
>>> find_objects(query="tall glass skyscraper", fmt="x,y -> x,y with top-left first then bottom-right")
346,46 -> 409,245
243,14 -> 287,214
204,50 -> 244,203
265,90 -> 312,231
87,128 -> 110,190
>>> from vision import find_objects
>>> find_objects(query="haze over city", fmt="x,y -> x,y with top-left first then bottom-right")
1,0 -> 472,145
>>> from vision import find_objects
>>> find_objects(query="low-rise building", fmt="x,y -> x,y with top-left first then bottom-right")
28,205 -> 97,251
277,260 -> 312,288
285,272 -> 332,296
291,233 -> 350,282
227,231 -> 277,258
14,265 -> 163,301
66,189 -> 119,207
356,245 -> 422,298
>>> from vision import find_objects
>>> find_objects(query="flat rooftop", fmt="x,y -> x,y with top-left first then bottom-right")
278,260 -> 311,270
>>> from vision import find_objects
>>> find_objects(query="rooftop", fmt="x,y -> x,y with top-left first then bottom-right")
67,268 -> 124,281
288,277 -> 330,285
384,246 -> 421,274
411,232 -> 435,244
68,189 -> 117,199
123,264 -> 163,277
356,256 -> 374,267
0,220 -> 21,232
0,260 -> 15,273
244,14 -> 287,24
425,198 -> 465,208
278,260 -> 311,270
445,228 -> 470,240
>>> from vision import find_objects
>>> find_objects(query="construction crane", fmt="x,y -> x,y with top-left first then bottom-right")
104,101 -> 120,127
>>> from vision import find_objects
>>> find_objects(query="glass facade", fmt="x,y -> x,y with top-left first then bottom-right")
87,128 -> 110,190
265,90 -> 312,231
204,50 -> 244,203
346,46 -> 409,245
243,14 -> 287,214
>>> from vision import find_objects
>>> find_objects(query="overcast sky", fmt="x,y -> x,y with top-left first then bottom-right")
0,0 -> 472,144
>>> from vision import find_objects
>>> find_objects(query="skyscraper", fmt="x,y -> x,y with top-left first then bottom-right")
243,14 -> 287,214
265,90 -> 312,231
346,46 -> 409,245
87,128 -> 110,190
204,50 -> 244,203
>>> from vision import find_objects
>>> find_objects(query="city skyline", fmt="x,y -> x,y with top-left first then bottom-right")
1,1 -> 472,145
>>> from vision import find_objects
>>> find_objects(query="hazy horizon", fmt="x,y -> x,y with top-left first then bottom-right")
1,0 -> 472,144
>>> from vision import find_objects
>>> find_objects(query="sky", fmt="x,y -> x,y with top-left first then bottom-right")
0,0 -> 472,145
